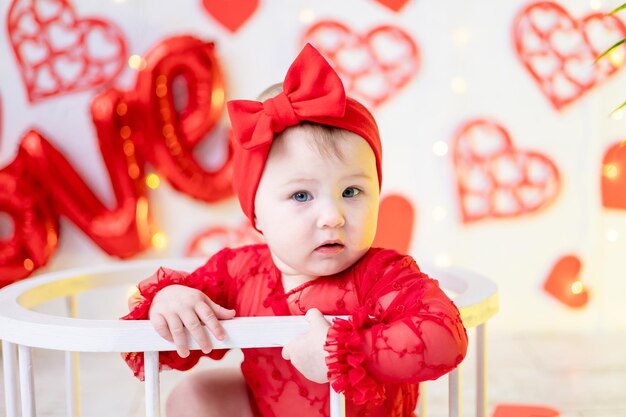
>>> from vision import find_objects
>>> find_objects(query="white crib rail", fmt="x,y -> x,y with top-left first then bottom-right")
0,259 -> 499,417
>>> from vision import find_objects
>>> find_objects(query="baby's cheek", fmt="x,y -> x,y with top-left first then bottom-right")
362,208 -> 379,242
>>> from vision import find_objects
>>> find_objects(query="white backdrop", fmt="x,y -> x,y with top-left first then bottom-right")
1,0 -> 626,333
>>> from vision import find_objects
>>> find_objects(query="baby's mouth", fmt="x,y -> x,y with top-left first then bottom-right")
315,242 -> 345,253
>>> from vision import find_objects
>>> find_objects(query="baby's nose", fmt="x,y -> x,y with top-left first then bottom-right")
317,203 -> 345,229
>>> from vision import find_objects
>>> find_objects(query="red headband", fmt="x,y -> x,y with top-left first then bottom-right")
227,43 -> 382,228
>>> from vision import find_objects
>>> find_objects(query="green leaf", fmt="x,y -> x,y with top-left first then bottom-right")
594,38 -> 626,63
610,99 -> 626,116
610,3 -> 626,14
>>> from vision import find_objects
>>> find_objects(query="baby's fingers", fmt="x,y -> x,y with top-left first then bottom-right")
281,343 -> 292,361
164,314 -> 190,358
180,309 -> 212,354
207,299 -> 237,320
150,313 -> 173,342
195,301 -> 232,341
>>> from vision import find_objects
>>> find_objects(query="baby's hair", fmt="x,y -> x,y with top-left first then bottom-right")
257,82 -> 347,162
256,82 -> 284,101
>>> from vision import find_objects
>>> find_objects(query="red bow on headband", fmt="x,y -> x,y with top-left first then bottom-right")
226,43 -> 382,230
227,43 -> 347,150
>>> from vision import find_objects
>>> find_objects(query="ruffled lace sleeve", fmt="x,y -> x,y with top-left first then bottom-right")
121,248 -> 236,380
324,249 -> 468,405
122,267 -> 191,321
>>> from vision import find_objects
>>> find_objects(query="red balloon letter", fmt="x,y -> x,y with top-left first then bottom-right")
132,36 -> 233,202
0,153 -> 59,287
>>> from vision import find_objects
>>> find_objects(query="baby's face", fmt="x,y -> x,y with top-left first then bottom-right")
254,128 -> 379,279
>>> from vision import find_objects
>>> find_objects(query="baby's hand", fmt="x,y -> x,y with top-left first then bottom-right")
281,309 -> 331,383
149,284 -> 236,358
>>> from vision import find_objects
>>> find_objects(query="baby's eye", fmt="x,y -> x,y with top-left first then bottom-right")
292,191 -> 312,202
342,187 -> 361,198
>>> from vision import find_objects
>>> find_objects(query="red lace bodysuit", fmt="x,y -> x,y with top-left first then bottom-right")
122,244 -> 467,417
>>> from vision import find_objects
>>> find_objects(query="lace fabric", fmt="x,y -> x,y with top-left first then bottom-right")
121,244 -> 467,417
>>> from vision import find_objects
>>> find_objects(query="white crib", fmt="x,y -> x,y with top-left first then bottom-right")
0,259 -> 498,417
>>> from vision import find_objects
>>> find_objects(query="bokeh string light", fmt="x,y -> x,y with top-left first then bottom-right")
151,232 -> 168,250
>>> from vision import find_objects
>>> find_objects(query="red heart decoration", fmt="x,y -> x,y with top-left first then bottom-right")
7,0 -> 128,103
202,0 -> 259,33
374,0 -> 411,12
492,404 -> 560,417
372,194 -> 415,254
513,2 -> 626,110
302,20 -> 419,108
601,141 -> 626,210
543,255 -> 589,309
453,119 -> 561,223
185,221 -> 263,257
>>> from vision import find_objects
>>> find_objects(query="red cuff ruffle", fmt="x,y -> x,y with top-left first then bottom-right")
121,267 -> 190,321
324,309 -> 386,405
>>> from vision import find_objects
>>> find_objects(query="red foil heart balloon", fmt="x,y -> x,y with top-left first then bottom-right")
601,141 -> 626,210
374,0 -> 411,12
492,404 -> 560,417
543,255 -> 589,309
202,0 -> 259,33
372,194 -> 415,254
